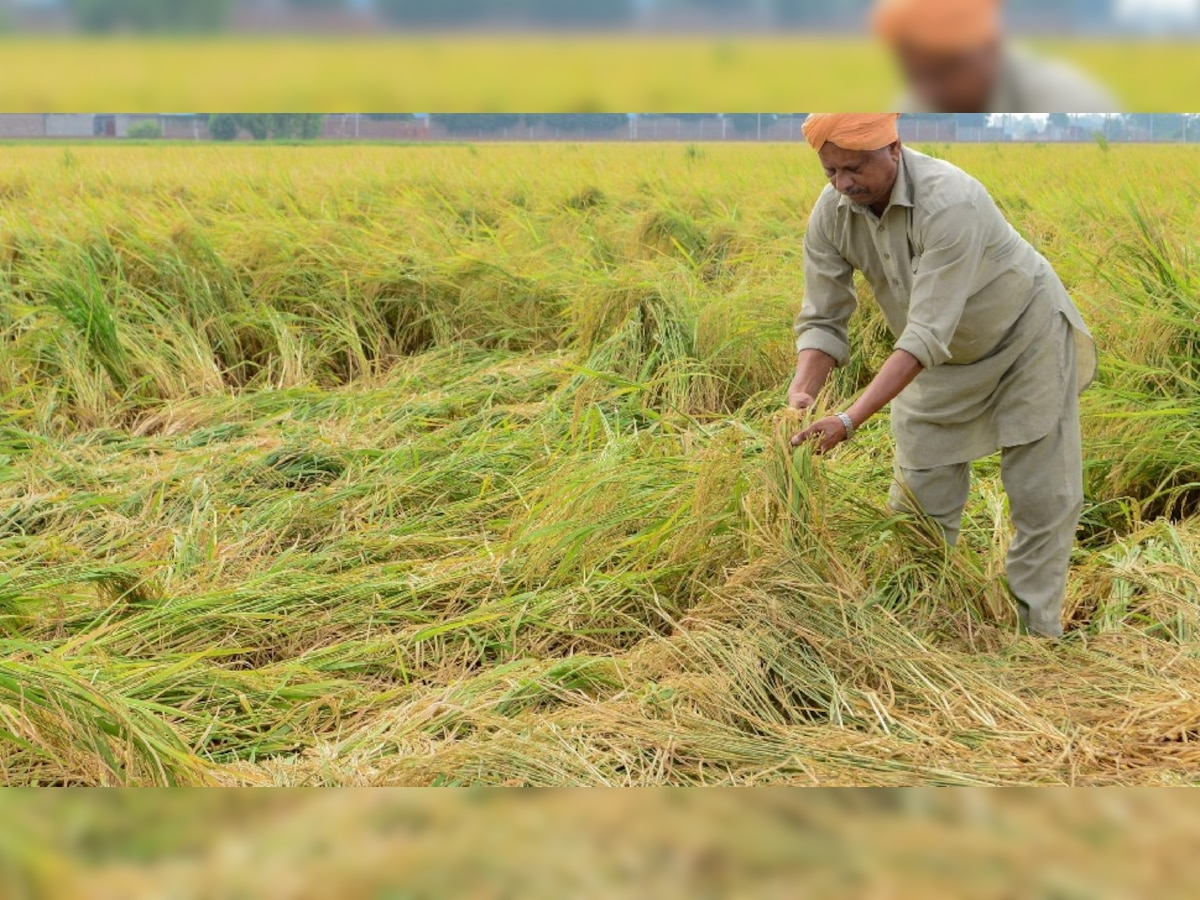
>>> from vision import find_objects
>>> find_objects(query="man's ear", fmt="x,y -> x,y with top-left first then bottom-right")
890,140 -> 903,162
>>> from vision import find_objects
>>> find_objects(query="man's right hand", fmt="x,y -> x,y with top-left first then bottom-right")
787,383 -> 817,412
787,349 -> 836,413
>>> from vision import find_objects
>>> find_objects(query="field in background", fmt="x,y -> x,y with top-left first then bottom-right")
0,37 -> 1197,111
1,142 -> 1199,788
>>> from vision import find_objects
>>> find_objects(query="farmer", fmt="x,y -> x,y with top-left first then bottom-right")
871,0 -> 1116,113
789,113 -> 1097,638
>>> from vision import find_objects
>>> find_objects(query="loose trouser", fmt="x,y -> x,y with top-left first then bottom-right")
886,350 -> 1084,638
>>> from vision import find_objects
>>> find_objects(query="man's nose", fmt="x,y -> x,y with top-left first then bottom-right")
833,173 -> 854,193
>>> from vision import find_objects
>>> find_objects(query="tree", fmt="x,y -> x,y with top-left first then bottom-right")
528,114 -> 629,133
208,114 -> 239,142
65,0 -> 232,32
207,114 -> 325,142
433,114 -> 522,134
1123,114 -> 1187,141
1047,113 -> 1071,131
238,114 -> 270,141
126,120 -> 162,139
643,114 -> 717,123
724,114 -> 778,135
512,0 -> 635,25
671,0 -> 754,11
1186,115 -> 1200,143
297,115 -> 325,140
377,0 -> 633,26
266,114 -> 325,140
286,0 -> 350,8
776,0 -> 842,26
375,0 -> 488,25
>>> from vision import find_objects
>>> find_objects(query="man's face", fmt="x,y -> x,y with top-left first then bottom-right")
894,41 -> 1000,113
817,141 -> 902,210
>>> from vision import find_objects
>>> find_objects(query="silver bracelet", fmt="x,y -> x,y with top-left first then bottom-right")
836,412 -> 856,440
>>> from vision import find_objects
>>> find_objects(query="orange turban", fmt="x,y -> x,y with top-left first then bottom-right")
802,114 -> 901,152
872,0 -> 1001,52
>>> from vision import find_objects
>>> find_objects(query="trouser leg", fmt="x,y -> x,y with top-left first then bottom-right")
888,458 -> 972,547
998,384 -> 1083,638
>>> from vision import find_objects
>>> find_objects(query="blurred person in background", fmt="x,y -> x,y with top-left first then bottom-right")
788,113 -> 1097,638
871,0 -> 1118,112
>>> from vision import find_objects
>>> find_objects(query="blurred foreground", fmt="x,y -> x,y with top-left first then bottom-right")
2,789 -> 1199,899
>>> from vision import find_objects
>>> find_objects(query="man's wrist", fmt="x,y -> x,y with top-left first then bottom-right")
836,411 -> 857,440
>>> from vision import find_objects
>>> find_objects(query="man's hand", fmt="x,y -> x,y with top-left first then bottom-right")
788,350 -> 924,456
787,350 -> 836,412
787,380 -> 817,412
791,415 -> 848,453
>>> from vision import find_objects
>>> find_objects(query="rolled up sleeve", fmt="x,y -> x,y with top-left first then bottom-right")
795,213 -> 857,367
894,200 -> 985,369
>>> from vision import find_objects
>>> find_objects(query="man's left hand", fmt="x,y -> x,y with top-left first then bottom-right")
791,416 -> 848,454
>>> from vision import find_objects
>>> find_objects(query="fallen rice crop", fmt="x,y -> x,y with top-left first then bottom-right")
1,142 -> 1198,787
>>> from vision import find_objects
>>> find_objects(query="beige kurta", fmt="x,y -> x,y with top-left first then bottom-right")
898,44 -> 1119,114
795,147 -> 1097,471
